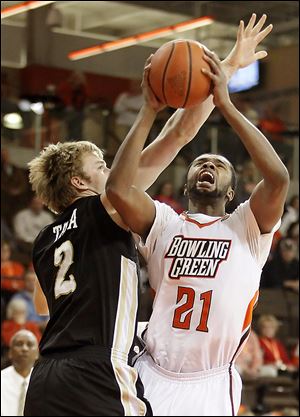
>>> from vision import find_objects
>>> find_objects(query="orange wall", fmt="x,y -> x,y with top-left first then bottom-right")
20,65 -> 132,106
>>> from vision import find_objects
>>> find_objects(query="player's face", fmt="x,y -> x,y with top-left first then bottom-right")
81,152 -> 110,194
186,154 -> 233,201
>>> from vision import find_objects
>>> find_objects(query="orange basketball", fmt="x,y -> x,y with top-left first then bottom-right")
148,39 -> 212,109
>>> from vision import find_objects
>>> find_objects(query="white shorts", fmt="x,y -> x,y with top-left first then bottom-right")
134,353 -> 242,416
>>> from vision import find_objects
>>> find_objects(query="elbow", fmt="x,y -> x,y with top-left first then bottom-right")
270,166 -> 290,192
278,166 -> 290,187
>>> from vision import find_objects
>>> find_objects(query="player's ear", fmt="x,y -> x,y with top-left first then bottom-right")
71,176 -> 87,190
226,187 -> 235,203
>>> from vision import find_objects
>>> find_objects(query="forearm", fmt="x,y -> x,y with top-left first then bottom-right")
137,96 -> 214,190
220,102 -> 289,184
107,103 -> 156,193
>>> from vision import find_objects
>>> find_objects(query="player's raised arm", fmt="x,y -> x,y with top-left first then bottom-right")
105,63 -> 161,239
136,13 -> 273,191
202,48 -> 289,233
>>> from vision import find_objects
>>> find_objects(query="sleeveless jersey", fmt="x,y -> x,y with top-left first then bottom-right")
33,195 -> 140,361
135,200 -> 279,372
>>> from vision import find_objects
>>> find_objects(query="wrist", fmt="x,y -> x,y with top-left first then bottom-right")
221,58 -> 239,81
141,102 -> 156,117
218,99 -> 234,114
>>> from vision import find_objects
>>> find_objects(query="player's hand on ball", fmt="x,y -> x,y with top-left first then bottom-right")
226,13 -> 273,70
202,49 -> 231,109
142,55 -> 167,113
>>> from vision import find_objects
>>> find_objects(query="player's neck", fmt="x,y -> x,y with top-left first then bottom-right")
187,200 -> 226,217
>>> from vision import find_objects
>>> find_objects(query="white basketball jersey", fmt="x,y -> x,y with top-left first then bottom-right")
135,200 -> 279,373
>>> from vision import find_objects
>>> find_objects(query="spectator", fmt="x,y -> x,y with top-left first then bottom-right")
113,79 -> 144,143
286,221 -> 299,258
1,330 -> 39,416
235,330 -> 263,378
1,218 -> 17,249
1,241 -> 25,303
153,180 -> 184,214
259,105 -> 286,138
57,71 -> 88,140
280,195 -> 299,237
256,315 -> 296,376
11,268 -> 48,332
13,196 -> 54,262
1,148 -> 30,227
261,238 -> 299,292
290,341 -> 299,369
1,298 -> 42,352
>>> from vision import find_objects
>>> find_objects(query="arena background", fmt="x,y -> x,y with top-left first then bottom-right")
1,1 -> 299,416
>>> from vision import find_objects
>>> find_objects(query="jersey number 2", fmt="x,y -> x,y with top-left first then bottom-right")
54,240 -> 77,299
172,286 -> 212,332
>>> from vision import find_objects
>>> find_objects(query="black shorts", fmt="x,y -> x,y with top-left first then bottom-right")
24,346 -> 152,416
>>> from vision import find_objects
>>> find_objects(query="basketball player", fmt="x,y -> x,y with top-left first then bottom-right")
105,19 -> 289,417
24,14 -> 272,416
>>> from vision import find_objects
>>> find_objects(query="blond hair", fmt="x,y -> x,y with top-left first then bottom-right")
6,298 -> 28,320
28,141 -> 103,214
257,314 -> 281,331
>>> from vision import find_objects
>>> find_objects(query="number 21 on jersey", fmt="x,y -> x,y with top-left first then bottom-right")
172,286 -> 212,332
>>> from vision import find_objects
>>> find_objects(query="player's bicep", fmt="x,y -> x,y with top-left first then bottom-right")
250,179 -> 287,233
34,279 -> 49,316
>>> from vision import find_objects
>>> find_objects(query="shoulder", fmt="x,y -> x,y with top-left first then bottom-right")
1,366 -> 13,377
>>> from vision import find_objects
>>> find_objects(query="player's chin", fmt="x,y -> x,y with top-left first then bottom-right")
195,182 -> 216,193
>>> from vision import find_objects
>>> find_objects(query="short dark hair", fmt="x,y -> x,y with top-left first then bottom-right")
229,163 -> 237,191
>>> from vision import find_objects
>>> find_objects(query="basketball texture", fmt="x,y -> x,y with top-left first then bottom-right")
149,39 -> 212,109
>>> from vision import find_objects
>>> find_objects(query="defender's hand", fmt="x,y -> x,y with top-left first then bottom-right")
142,55 -> 167,113
225,13 -> 273,70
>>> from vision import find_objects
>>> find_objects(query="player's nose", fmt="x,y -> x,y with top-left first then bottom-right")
202,161 -> 216,171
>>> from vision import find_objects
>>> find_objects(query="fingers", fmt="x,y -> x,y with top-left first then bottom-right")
237,20 -> 244,40
201,68 -> 217,82
144,54 -> 153,69
203,49 -> 222,74
252,14 -> 267,34
256,24 -> 273,43
244,13 -> 257,35
254,50 -> 268,60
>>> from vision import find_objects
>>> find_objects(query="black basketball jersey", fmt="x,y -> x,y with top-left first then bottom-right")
33,195 -> 140,359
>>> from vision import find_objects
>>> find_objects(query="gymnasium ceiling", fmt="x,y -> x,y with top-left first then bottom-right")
1,1 -> 299,77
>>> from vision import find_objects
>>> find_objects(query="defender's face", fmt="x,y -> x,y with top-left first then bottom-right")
81,152 -> 110,194
186,154 -> 233,200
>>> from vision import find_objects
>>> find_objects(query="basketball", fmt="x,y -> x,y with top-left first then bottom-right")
148,39 -> 212,109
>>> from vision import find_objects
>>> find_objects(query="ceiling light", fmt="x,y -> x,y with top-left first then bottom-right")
2,113 -> 24,129
30,102 -> 44,115
18,99 -> 32,112
68,16 -> 214,61
1,1 -> 56,19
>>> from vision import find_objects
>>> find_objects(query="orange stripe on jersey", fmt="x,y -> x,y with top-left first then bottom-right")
180,212 -> 227,229
242,290 -> 259,332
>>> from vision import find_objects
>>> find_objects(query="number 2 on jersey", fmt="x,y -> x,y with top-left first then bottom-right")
54,240 -> 77,299
172,286 -> 212,332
